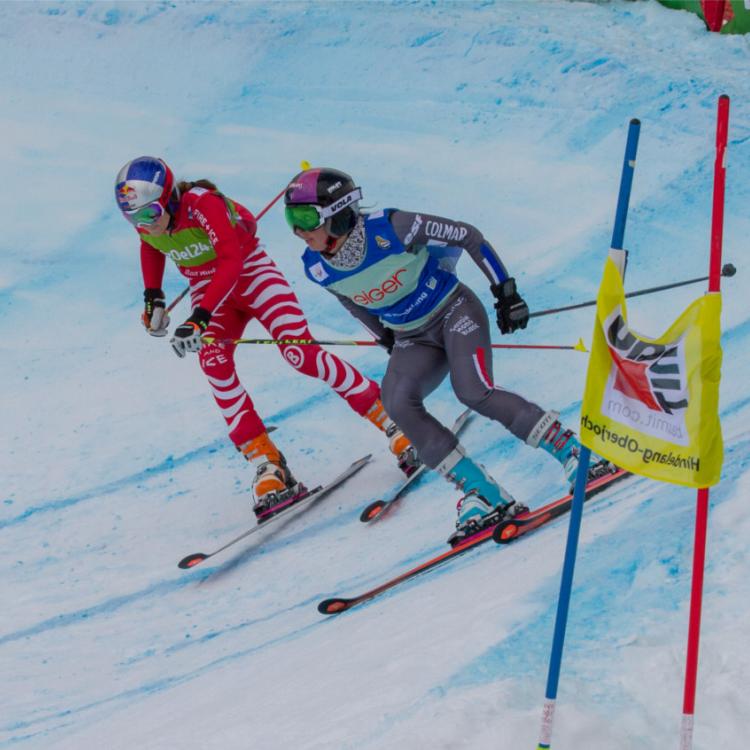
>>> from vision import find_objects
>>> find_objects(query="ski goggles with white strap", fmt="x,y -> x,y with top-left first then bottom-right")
122,200 -> 166,228
284,188 -> 362,232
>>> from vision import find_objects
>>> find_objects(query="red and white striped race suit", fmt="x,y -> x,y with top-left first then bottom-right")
140,187 -> 380,447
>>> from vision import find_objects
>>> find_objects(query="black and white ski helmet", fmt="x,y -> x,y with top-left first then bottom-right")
284,167 -> 362,237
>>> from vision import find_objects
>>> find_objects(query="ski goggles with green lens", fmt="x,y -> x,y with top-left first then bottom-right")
123,200 -> 166,228
284,188 -> 362,232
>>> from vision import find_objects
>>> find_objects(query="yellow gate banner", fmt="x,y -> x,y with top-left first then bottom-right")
580,257 -> 723,487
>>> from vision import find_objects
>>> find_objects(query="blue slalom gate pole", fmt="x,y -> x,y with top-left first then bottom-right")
536,118 -> 641,750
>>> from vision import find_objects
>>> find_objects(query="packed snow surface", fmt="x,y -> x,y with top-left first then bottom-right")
1,1 -> 748,748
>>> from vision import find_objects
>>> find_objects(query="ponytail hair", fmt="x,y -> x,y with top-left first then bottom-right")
177,178 -> 219,194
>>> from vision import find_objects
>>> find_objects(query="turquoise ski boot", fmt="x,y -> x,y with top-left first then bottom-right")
528,411 -> 614,491
438,445 -> 527,547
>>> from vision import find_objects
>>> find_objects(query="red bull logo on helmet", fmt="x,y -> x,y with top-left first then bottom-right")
116,182 -> 139,210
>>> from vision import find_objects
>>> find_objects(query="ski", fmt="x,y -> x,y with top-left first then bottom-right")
493,467 -> 629,544
178,454 -> 372,569
359,408 -> 473,523
318,467 -> 630,615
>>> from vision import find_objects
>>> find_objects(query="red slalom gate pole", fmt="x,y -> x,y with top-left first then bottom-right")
679,94 -> 729,750
707,97 -> 729,296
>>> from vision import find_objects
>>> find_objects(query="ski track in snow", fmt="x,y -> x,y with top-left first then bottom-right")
0,389 -> 338,529
2,1 -> 749,748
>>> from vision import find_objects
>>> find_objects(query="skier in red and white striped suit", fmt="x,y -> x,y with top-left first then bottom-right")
115,156 -> 410,518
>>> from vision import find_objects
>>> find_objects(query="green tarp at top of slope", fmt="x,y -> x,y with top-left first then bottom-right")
656,0 -> 750,34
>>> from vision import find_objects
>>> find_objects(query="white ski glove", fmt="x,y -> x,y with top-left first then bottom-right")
142,288 -> 170,337
170,307 -> 210,358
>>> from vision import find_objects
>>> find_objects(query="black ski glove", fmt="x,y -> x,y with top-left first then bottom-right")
142,288 -> 170,337
378,329 -> 395,355
170,306 -> 211,358
491,277 -> 529,335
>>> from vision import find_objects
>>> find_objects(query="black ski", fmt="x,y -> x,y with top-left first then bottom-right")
359,408 -> 473,523
178,454 -> 372,569
319,468 -> 630,615
493,468 -> 630,543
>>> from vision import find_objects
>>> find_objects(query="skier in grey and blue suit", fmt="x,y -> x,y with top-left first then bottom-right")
283,167 -> 609,545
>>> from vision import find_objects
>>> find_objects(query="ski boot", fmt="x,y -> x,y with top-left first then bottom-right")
439,444 -> 528,547
239,431 -> 305,522
529,411 -> 616,491
365,399 -> 421,477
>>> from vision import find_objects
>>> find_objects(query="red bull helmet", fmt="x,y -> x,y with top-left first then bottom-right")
115,156 -> 176,227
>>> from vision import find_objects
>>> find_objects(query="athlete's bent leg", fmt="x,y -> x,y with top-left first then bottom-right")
197,297 -> 300,511
197,303 -> 267,447
442,287 -> 545,441
381,339 -> 455,468
245,256 -> 380,416
240,250 -> 415,469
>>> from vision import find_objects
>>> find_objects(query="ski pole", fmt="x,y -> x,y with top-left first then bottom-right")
255,185 -> 287,221
529,262 -> 736,319
165,185 -> 288,313
201,336 -> 589,352
165,285 -> 190,314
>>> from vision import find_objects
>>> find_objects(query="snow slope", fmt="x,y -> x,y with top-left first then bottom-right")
1,1 -> 748,748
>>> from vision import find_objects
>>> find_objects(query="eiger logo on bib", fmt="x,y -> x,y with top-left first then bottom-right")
310,262 -> 329,282
353,269 -> 407,305
375,235 -> 391,249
